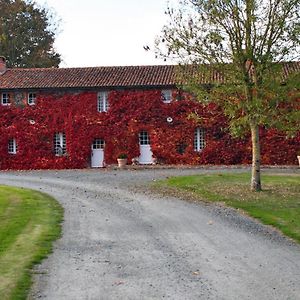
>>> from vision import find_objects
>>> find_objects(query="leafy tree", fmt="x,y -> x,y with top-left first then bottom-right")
0,0 -> 61,67
156,0 -> 300,191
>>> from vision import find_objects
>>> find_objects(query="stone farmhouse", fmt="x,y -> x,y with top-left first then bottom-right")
0,56 -> 299,170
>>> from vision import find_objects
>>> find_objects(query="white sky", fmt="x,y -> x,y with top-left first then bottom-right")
35,0 -> 171,67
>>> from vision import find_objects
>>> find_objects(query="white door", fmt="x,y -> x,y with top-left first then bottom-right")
139,131 -> 153,164
91,139 -> 105,168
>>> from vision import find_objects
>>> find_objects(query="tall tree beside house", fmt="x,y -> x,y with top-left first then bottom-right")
156,0 -> 300,191
0,0 -> 61,67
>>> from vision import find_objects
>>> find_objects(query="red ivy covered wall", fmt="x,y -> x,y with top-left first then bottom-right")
0,89 -> 299,170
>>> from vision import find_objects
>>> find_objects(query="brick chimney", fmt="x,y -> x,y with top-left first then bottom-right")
0,56 -> 7,75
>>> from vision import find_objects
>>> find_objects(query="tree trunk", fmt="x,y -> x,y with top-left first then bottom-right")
250,122 -> 262,191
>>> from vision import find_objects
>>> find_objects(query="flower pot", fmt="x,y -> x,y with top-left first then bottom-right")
117,158 -> 127,168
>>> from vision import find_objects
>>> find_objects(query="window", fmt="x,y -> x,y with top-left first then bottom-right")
176,142 -> 187,154
1,93 -> 10,106
54,132 -> 66,156
28,92 -> 36,105
139,131 -> 150,145
92,139 -> 105,149
161,90 -> 172,103
194,128 -> 205,152
8,139 -> 17,154
97,92 -> 109,112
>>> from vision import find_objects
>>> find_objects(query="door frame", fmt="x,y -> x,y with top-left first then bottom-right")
91,139 -> 105,168
138,131 -> 153,164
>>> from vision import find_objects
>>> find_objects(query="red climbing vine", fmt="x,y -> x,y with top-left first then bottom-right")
0,89 -> 299,170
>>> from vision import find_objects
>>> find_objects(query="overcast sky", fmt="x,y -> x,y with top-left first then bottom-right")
35,0 -> 172,67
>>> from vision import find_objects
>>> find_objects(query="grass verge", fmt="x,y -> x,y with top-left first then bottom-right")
155,173 -> 300,243
0,185 -> 63,300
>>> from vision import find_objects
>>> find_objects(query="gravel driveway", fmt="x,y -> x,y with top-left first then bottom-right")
0,168 -> 299,300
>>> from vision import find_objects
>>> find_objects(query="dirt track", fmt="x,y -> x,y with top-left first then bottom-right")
0,168 -> 299,300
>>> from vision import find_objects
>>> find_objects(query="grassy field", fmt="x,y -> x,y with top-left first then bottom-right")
0,186 -> 63,300
156,173 -> 300,243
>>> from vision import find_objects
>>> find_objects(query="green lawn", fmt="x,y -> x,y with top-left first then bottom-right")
0,186 -> 63,300
156,173 -> 300,243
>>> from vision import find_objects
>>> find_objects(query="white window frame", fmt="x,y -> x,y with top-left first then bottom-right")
1,93 -> 10,106
97,91 -> 109,112
194,128 -> 205,152
92,139 -> 105,149
54,132 -> 66,156
161,90 -> 172,103
28,92 -> 36,105
8,138 -> 17,154
139,131 -> 150,145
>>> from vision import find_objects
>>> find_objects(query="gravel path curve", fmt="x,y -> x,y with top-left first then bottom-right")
0,168 -> 299,300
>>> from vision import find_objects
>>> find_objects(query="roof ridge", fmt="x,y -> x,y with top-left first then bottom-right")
5,62 -> 299,72
6,64 -> 176,72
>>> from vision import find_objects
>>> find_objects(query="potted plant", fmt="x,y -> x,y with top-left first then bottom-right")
117,153 -> 127,168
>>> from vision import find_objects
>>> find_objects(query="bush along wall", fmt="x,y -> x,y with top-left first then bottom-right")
0,89 -> 299,170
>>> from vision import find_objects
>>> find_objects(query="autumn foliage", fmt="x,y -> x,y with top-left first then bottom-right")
0,90 -> 299,170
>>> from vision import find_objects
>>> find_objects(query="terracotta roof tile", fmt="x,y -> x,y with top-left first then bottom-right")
0,65 -> 178,90
0,63 -> 298,90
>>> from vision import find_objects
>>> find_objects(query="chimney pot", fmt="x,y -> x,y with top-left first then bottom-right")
0,56 -> 7,75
